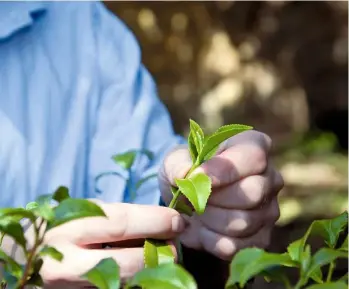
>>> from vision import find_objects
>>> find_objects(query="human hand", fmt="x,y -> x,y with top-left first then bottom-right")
31,202 -> 185,288
159,130 -> 283,261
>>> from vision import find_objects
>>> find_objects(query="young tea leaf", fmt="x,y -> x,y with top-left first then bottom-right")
144,239 -> 175,269
0,218 -> 26,249
189,119 -> 205,156
81,257 -> 120,289
339,236 -> 348,252
198,124 -> 253,163
25,202 -> 38,211
27,273 -> 44,287
39,246 -> 63,262
112,151 -> 137,170
47,198 -> 106,230
226,248 -> 297,288
0,249 -> 23,280
34,194 -> 55,221
306,248 -> 347,280
127,263 -> 197,289
175,200 -> 193,216
175,173 -> 211,215
188,131 -> 198,163
0,208 -> 36,222
305,282 -> 348,289
52,186 -> 70,203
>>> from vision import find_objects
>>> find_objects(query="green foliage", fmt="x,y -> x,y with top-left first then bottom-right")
0,119 -> 347,289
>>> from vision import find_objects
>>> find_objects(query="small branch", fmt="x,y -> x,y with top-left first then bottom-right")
326,261 -> 335,282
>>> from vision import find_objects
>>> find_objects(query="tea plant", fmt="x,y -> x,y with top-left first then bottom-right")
0,119 -> 347,289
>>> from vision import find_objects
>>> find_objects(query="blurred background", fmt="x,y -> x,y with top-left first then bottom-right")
104,1 -> 347,287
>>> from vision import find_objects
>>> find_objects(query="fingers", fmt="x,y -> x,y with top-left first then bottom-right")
208,165 -> 283,209
199,225 -> 273,261
46,203 -> 186,245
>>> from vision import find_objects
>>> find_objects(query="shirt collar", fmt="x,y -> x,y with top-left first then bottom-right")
0,1 -> 47,40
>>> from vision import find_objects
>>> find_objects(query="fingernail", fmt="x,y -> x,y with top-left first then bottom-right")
172,215 -> 186,233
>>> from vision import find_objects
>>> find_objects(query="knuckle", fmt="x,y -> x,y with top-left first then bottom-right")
244,176 -> 266,207
251,146 -> 268,174
226,211 -> 251,237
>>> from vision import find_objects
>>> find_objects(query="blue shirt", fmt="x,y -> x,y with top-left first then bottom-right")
0,1 -> 183,208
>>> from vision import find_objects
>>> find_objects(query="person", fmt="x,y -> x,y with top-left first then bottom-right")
0,1 -> 283,288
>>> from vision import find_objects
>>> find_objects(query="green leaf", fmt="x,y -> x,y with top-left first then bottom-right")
188,131 -> 199,163
32,258 -> 44,274
305,282 -> 348,289
27,273 -> 44,287
0,218 -> 26,249
189,119 -> 205,156
128,263 -> 197,289
0,208 -> 36,222
226,248 -> 297,288
198,124 -> 253,163
301,245 -> 312,274
39,246 -> 63,262
52,186 -> 70,203
175,173 -> 212,215
25,202 -> 38,211
176,200 -> 193,216
339,236 -> 348,251
307,248 -> 347,279
47,198 -> 106,229
0,249 -> 23,279
144,239 -> 175,269
287,239 -> 303,262
81,257 -> 120,289
34,194 -> 55,221
112,151 -> 137,170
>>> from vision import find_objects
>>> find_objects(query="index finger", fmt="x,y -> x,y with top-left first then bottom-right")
194,130 -> 272,187
47,203 -> 186,245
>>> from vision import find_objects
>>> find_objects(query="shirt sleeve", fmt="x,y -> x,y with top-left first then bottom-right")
88,3 -> 185,205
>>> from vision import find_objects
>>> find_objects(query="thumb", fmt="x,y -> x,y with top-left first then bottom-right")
159,145 -> 192,204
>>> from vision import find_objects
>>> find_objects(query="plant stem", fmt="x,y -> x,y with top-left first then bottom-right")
294,278 -> 305,289
326,261 -> 335,282
18,219 -> 45,289
282,277 -> 292,289
168,164 -> 199,209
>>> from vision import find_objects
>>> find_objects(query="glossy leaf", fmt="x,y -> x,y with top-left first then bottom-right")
198,124 -> 253,163
47,198 -> 106,229
0,208 -> 36,222
52,186 -> 70,203
306,248 -> 347,279
25,202 -> 38,211
112,151 -> 137,170
175,173 -> 211,215
0,249 -> 23,279
305,282 -> 348,289
81,257 -> 120,289
144,239 -> 175,268
287,239 -> 303,262
188,131 -> 198,163
189,119 -> 205,156
34,194 -> 55,221
226,248 -> 297,288
127,263 -> 197,289
301,245 -> 312,274
0,218 -> 26,249
39,246 -> 64,262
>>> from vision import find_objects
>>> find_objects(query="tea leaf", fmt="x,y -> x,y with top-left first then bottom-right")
175,173 -> 211,215
176,200 -> 193,216
339,236 -> 347,251
144,239 -> 175,268
0,218 -> 26,249
82,257 -> 120,289
52,186 -> 70,203
25,202 -> 38,211
47,198 -> 106,229
305,282 -> 348,289
226,248 -> 297,288
127,263 -> 197,289
188,131 -> 198,163
112,151 -> 137,170
0,249 -> 23,279
27,273 -> 44,287
34,194 -> 55,221
198,124 -> 253,163
301,245 -> 312,274
39,246 -> 63,262
306,248 -> 347,279
0,208 -> 36,222
189,119 -> 205,156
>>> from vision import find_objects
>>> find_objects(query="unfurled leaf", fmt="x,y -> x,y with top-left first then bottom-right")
47,198 -> 106,229
127,263 -> 197,289
339,236 -> 348,251
188,131 -> 199,163
189,119 -> 205,156
39,246 -> 63,262
287,239 -> 303,262
32,258 -> 44,274
175,173 -> 211,215
305,282 -> 348,289
34,194 -> 55,221
0,218 -> 26,249
2,271 -> 19,288
198,124 -> 253,163
82,258 -> 120,289
0,249 -> 23,279
0,208 -> 36,222
25,202 -> 38,211
144,239 -> 175,268
306,248 -> 347,280
175,200 -> 193,216
112,151 -> 137,170
301,245 -> 312,274
226,248 -> 297,288
52,186 -> 70,203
